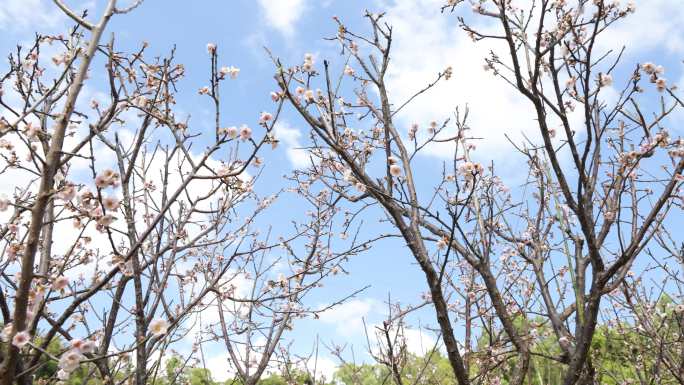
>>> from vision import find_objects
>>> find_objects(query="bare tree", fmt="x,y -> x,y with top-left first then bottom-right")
273,2 -> 684,384
0,2 -> 368,385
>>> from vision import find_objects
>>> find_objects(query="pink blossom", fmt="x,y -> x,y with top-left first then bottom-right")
58,349 -> 83,372
0,194 -> 9,211
57,184 -> 76,201
97,214 -> 115,227
259,112 -> 273,124
12,331 -> 30,348
220,65 -> 240,79
599,73 -> 613,87
239,125 -> 252,141
149,318 -> 169,336
102,196 -> 120,211
344,65 -> 355,76
52,276 -> 69,291
227,126 -> 238,139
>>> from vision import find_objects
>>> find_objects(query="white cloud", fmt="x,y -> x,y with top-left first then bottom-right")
257,0 -> 307,37
403,327 -> 438,356
317,298 -> 378,337
307,356 -> 338,382
378,0 -> 683,181
274,121 -> 310,168
204,352 -> 235,382
0,0 -> 61,31
598,0 -> 684,56
380,0 -> 537,172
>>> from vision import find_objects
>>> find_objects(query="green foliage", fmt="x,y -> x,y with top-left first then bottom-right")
33,335 -> 64,380
334,351 -> 456,385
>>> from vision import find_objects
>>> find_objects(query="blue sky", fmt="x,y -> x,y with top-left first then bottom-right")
1,0 -> 683,381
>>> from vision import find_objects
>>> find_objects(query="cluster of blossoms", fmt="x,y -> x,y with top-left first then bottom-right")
294,86 -> 323,105
3,326 -> 30,349
668,139 -> 684,158
408,121 -> 443,140
1,281 -> 97,382
387,156 -> 403,177
637,130 -> 671,154
598,73 -> 613,87
56,183 -> 77,201
302,53 -> 315,72
1,282 -> 49,346
408,123 -> 419,140
56,338 -> 98,382
78,171 -> 121,231
22,121 -> 43,141
51,50 -> 73,66
110,253 -> 134,276
342,168 -> 367,193
457,161 -> 484,179
94,169 -> 120,189
640,62 -> 667,92
52,275 -> 69,291
218,124 -> 252,140
344,65 -> 355,76
219,65 -> 240,79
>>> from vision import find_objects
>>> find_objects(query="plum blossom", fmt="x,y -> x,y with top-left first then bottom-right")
408,123 -> 418,140
599,73 -> 613,87
344,65 -> 355,76
302,53 -> 315,72
64,184 -> 81,204
0,194 -> 9,211
304,89 -> 315,102
12,331 -> 30,348
444,66 -> 453,80
80,340 -> 97,354
102,196 -> 121,211
259,112 -> 273,124
239,125 -> 252,140
97,214 -> 115,227
389,164 -> 402,177
220,65 -> 240,79
149,318 -> 169,336
219,126 -> 238,139
58,349 -> 84,373
641,62 -> 657,74
52,276 -> 69,291
70,339 -> 85,351
458,161 -> 483,177
95,169 -> 120,189
206,43 -> 216,54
